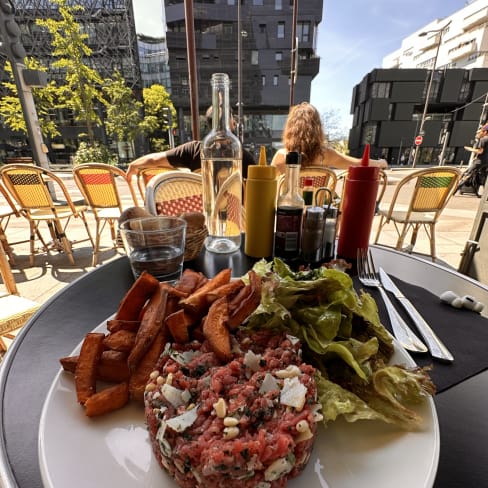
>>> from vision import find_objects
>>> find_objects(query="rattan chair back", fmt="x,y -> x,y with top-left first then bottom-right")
278,166 -> 338,206
73,163 -> 137,210
145,171 -> 203,216
134,166 -> 175,202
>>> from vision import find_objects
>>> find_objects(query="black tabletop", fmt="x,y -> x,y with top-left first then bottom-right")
1,251 -> 488,488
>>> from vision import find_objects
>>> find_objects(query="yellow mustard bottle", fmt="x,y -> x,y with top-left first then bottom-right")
244,146 -> 277,258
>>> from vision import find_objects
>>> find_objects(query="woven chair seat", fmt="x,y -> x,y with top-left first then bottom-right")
0,294 -> 39,354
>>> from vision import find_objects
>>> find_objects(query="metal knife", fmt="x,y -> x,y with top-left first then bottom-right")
379,267 -> 454,363
376,285 -> 428,353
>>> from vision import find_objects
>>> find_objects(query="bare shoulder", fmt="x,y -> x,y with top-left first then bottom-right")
271,148 -> 286,174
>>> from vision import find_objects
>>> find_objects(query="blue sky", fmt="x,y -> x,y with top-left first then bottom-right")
310,0 -> 467,130
133,1 -> 467,129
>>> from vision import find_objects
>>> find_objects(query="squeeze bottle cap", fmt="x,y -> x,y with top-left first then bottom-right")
285,151 -> 302,165
348,144 -> 378,181
248,145 -> 276,180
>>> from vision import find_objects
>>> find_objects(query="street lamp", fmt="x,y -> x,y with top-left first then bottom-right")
412,20 -> 451,167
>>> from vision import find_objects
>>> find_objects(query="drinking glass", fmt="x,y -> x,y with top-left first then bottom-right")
119,216 -> 186,284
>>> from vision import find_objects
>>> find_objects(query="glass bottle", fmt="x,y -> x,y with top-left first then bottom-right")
301,205 -> 325,265
201,73 -> 243,253
302,176 -> 314,205
274,151 -> 304,261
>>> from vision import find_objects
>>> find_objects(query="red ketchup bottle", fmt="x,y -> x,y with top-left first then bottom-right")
336,144 -> 379,262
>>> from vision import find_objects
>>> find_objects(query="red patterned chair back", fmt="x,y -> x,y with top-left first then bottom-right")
145,171 -> 203,216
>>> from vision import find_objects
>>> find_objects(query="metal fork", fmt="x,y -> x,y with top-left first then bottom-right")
357,248 -> 428,353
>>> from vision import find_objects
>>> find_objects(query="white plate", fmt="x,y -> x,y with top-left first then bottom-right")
39,320 -> 439,488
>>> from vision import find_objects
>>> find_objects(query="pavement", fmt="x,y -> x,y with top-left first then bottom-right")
0,166 -> 483,306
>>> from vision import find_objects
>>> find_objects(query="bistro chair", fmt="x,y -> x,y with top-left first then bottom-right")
374,167 -> 461,261
278,166 -> 338,206
0,180 -> 20,265
145,170 -> 203,216
0,164 -> 94,266
73,163 -> 139,266
132,166 -> 175,203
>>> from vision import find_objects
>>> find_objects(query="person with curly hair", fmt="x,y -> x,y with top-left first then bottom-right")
271,102 -> 388,174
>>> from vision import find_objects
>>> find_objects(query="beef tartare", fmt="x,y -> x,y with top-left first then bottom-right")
144,330 -> 322,487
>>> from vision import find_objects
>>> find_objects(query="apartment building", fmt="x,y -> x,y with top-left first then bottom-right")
164,0 -> 323,152
349,0 -> 488,165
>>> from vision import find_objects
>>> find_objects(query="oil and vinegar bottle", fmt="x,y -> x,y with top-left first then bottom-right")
273,151 -> 304,261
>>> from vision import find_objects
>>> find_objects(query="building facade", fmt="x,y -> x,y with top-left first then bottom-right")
350,0 -> 488,165
0,0 -> 141,163
164,0 -> 323,155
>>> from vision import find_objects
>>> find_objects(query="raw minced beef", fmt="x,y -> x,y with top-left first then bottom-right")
144,329 -> 322,488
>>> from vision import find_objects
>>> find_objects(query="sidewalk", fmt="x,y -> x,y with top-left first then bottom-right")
0,168 -> 482,305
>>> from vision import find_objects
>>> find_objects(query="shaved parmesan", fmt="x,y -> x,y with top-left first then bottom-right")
280,376 -> 307,411
259,372 -> 279,394
161,384 -> 189,408
166,406 -> 199,432
244,350 -> 262,372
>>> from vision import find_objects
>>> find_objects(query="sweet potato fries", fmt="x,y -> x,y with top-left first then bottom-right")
60,267 -> 262,417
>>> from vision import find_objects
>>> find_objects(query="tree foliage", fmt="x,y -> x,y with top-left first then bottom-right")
36,0 -> 105,143
102,70 -> 143,144
0,58 -> 60,139
141,84 -> 176,151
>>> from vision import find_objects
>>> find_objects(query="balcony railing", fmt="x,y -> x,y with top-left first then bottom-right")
463,6 -> 488,31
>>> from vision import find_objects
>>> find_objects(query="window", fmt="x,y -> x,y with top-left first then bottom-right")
275,0 -> 282,9
275,51 -> 283,61
227,0 -> 235,4
371,82 -> 391,98
273,75 -> 279,86
259,24 -> 266,34
253,0 -> 263,4
251,50 -> 259,65
262,75 -> 266,86
362,124 -> 377,145
277,22 -> 285,38
297,21 -> 310,42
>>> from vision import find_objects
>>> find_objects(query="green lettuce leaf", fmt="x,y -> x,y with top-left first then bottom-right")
243,258 -> 434,431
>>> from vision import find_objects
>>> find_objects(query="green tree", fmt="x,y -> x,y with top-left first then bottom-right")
0,58 -> 60,140
102,70 -> 143,152
36,0 -> 105,143
141,84 -> 176,151
321,108 -> 350,152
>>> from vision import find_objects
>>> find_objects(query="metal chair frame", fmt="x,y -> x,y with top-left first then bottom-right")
374,167 -> 461,261
0,164 -> 94,266
72,163 -> 139,266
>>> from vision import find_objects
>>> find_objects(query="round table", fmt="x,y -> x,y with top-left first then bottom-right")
1,246 -> 487,488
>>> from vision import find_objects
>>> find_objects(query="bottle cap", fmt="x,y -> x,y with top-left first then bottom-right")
348,143 -> 379,181
285,151 -> 302,165
248,145 -> 277,180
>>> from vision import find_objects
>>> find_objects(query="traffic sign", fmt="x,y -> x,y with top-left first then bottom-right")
415,135 -> 423,146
